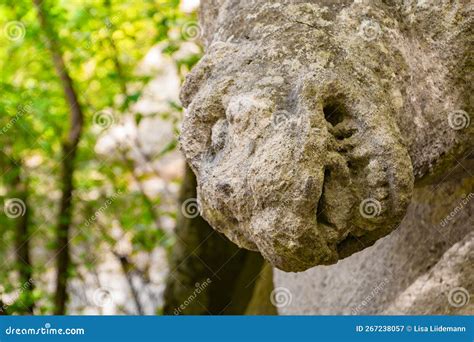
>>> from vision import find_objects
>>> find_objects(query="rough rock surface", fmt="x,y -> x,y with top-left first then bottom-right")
275,174 -> 473,314
383,231 -> 473,315
180,0 -> 472,271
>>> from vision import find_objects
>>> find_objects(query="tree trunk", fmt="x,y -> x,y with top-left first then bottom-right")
54,143 -> 79,315
163,165 -> 267,315
12,161 -> 34,314
33,0 -> 84,315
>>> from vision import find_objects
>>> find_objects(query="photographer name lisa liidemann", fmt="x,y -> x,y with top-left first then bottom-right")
414,325 -> 466,333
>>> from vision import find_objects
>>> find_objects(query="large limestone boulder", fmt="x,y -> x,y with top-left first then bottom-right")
180,0 -> 472,273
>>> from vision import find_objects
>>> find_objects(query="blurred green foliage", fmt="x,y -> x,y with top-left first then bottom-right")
0,0 -> 202,314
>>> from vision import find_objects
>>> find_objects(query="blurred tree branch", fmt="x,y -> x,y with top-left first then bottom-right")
33,0 -> 85,315
115,252 -> 145,315
96,219 -> 145,315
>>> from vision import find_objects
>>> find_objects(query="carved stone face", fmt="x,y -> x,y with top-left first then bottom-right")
180,2 -> 419,271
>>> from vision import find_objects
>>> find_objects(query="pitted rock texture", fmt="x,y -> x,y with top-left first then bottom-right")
180,0 -> 472,272
274,176 -> 473,314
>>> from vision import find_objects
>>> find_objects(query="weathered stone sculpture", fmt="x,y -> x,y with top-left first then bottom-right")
180,0 -> 472,272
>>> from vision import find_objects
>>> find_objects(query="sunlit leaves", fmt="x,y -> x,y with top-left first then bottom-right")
0,0 -> 201,314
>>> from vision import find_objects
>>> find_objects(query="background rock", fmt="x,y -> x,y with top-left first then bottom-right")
275,174 -> 473,314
